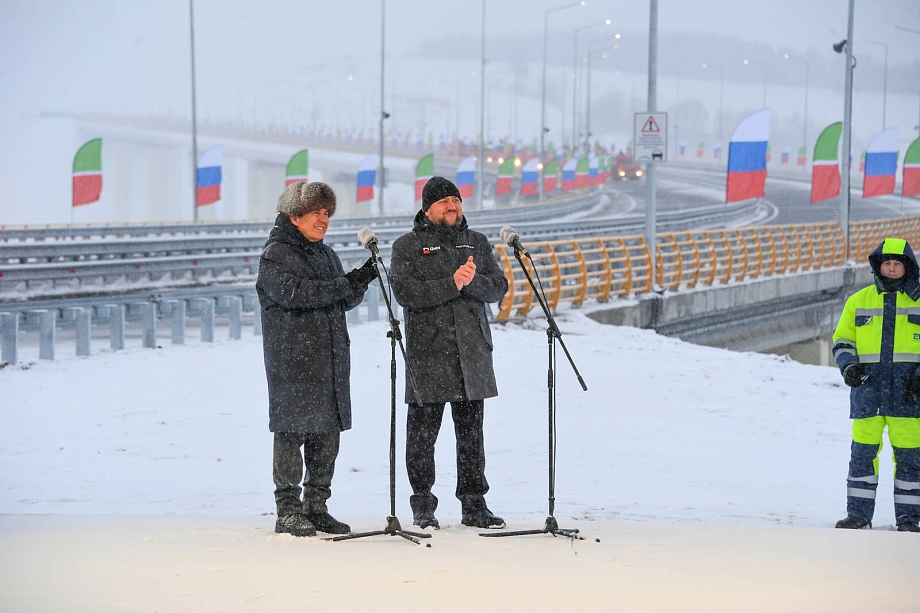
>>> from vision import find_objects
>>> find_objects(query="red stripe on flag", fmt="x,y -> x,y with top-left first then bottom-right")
543,177 -> 557,194
725,169 -> 767,203
458,184 -> 474,199
197,185 -> 220,206
562,180 -> 576,192
904,168 -> 920,197
415,179 -> 426,201
73,174 -> 102,207
495,177 -> 513,196
521,183 -> 537,196
286,178 -> 309,186
863,175 -> 895,198
810,165 -> 840,203
356,185 -> 374,202
576,175 -> 589,189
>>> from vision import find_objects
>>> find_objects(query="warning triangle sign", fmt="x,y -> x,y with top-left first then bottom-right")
641,116 -> 661,133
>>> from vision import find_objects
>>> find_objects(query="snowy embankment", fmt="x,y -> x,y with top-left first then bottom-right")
2,310 -> 917,612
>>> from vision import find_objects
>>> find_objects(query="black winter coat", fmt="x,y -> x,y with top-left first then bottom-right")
256,214 -> 365,433
390,210 -> 509,404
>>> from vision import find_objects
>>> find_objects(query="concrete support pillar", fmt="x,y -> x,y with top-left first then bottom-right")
200,299 -> 215,343
109,304 -> 125,350
76,308 -> 91,357
1,312 -> 19,365
170,300 -> 186,345
227,296 -> 242,340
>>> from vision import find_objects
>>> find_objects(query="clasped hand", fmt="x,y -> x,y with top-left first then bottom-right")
454,256 -> 476,290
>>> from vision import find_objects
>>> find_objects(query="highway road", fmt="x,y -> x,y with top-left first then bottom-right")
603,163 -> 920,226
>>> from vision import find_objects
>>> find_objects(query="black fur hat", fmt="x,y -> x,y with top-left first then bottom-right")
421,176 -> 462,211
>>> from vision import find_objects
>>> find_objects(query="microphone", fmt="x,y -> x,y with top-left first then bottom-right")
358,226 -> 382,261
499,225 -> 528,256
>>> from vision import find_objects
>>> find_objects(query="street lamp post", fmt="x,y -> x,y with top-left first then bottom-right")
585,36 -> 620,147
572,19 -> 610,153
540,1 -> 585,201
743,59 -> 767,108
701,63 -> 724,161
478,0 -> 485,209
863,38 -> 889,129
784,52 -> 810,168
189,0 -> 199,222
894,26 -> 920,135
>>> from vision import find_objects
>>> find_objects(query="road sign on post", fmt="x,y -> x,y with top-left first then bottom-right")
633,112 -> 668,163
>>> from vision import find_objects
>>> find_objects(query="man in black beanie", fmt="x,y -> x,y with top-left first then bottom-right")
390,176 -> 509,530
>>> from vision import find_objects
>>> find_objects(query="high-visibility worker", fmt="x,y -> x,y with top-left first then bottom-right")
832,237 -> 920,532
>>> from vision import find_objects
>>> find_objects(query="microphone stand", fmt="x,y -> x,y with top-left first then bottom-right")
327,253 -> 432,546
481,244 -> 590,541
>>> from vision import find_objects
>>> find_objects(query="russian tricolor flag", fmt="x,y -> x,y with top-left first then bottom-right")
561,159 -> 577,191
356,153 -> 378,203
456,156 -> 476,199
781,147 -> 790,165
520,158 -> 539,196
863,128 -> 898,198
679,141 -> 686,157
726,109 -> 771,203
587,155 -> 599,185
197,146 -> 223,206
713,143 -> 721,160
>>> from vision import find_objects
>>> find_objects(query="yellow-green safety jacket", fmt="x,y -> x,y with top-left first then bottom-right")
833,238 -> 920,419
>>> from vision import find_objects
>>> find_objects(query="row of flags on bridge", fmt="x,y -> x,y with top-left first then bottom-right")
69,126 -> 920,208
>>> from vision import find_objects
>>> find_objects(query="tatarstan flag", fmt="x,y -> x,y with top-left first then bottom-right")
415,154 -> 434,202
575,155 -> 590,188
903,137 -> 920,197
494,157 -> 515,196
286,150 -> 309,186
73,138 -> 102,207
810,122 -> 842,203
543,159 -> 559,194
797,145 -> 807,167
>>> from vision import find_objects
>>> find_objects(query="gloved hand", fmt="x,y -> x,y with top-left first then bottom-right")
843,363 -> 867,388
904,376 -> 920,403
345,256 -> 379,290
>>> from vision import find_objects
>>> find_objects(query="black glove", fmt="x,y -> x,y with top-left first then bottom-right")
345,256 -> 379,290
904,376 -> 920,403
843,363 -> 867,388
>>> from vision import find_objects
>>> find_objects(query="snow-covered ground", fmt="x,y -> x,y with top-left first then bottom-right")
2,308 -> 918,612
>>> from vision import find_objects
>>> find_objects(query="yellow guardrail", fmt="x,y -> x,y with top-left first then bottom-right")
493,216 -> 920,322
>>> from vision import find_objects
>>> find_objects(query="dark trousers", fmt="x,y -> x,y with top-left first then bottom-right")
273,431 -> 340,517
406,400 -> 489,517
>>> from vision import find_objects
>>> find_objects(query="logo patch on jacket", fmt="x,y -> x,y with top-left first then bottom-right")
455,244 -> 475,249
422,245 -> 441,255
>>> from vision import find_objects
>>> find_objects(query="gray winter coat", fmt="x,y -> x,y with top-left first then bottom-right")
390,210 -> 509,404
256,214 -> 365,433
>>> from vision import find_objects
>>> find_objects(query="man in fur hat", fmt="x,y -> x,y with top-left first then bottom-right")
390,176 -> 509,530
257,181 -> 377,537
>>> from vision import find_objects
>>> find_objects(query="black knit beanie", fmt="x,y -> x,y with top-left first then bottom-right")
422,176 -> 462,211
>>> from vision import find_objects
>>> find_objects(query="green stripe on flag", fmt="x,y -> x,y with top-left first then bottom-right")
576,156 -> 589,173
415,154 -> 434,178
73,138 -> 102,173
813,122 -> 842,162
798,145 -> 807,156
544,159 -> 559,176
498,157 -> 515,177
286,150 -> 309,177
905,138 -> 920,165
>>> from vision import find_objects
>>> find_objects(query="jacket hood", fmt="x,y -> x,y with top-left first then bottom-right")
868,238 -> 920,298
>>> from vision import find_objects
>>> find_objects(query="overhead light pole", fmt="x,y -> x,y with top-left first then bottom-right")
378,0 -> 387,216
585,36 -> 620,148
701,63 -> 724,160
572,19 -> 610,153
862,38 -> 889,129
742,59 -> 767,108
784,52 -> 810,167
894,26 -> 920,136
834,0 -> 856,260
539,1 -> 585,201
478,0 -> 485,209
188,0 -> 199,222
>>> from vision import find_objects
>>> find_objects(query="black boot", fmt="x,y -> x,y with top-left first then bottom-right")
412,511 -> 440,530
462,508 -> 505,529
305,512 -> 351,534
275,514 -> 316,537
835,515 -> 871,530
896,520 -> 920,532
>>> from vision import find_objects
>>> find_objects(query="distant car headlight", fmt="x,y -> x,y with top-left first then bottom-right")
618,170 -> 626,177
635,170 -> 643,177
